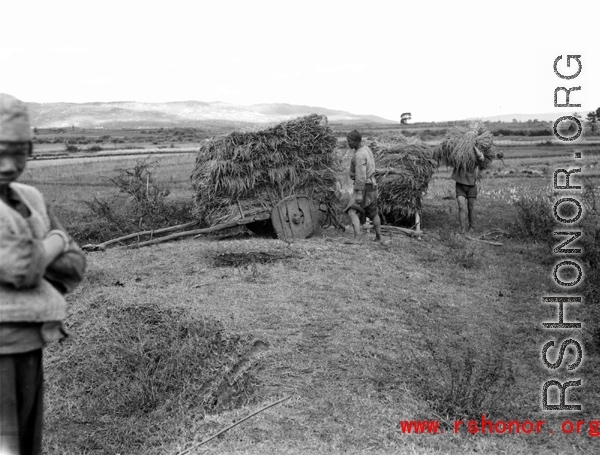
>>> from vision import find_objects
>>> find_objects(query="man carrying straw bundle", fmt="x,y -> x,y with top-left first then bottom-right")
343,130 -> 382,243
451,146 -> 485,234
435,121 -> 497,235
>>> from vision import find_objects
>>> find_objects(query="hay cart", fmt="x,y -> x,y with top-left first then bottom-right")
188,113 -> 344,243
83,114 -> 345,251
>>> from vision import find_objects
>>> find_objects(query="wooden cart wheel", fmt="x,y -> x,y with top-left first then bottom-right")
270,195 -> 322,240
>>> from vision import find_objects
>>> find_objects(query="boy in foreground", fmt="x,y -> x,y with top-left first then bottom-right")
0,93 -> 86,455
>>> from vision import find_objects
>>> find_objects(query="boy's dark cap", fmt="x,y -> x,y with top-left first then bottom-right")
346,130 -> 362,142
0,93 -> 33,142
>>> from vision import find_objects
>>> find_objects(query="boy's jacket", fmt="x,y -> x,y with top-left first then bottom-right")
0,183 -> 85,322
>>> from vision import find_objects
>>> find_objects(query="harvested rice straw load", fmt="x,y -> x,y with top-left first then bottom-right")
190,114 -> 340,225
433,121 -> 498,176
368,133 -> 437,224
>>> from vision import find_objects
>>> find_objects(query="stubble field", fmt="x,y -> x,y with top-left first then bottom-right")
21,131 -> 600,454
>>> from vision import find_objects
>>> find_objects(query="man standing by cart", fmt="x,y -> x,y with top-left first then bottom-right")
343,130 -> 382,243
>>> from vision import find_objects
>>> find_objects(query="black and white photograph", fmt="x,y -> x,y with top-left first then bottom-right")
1,1 -> 599,454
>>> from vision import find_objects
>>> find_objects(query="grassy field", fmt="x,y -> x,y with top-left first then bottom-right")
18,131 -> 600,454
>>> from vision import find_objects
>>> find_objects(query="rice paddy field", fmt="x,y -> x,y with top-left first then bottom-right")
18,130 -> 600,454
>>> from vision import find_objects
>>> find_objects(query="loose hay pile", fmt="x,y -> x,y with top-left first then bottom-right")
191,114 -> 340,225
369,133 -> 437,224
46,301 -> 258,423
433,121 -> 499,175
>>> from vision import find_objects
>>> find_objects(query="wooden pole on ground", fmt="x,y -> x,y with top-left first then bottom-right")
176,396 -> 291,455
81,220 -> 202,251
379,225 -> 425,237
123,213 -> 271,249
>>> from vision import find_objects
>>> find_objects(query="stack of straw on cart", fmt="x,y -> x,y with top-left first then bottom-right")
191,114 -> 340,225
368,132 -> 437,224
433,121 -> 499,176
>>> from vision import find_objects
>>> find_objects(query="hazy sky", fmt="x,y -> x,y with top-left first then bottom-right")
1,0 -> 598,122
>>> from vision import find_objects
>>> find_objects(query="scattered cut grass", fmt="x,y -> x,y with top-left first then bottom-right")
42,227 -> 600,454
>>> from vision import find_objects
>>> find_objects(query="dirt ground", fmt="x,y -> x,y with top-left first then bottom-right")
43,200 -> 599,454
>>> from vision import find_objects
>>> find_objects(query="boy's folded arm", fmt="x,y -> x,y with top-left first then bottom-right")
0,234 -> 46,288
44,246 -> 86,294
43,204 -> 87,294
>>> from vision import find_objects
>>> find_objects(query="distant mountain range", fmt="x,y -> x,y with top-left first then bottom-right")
27,100 -> 593,128
27,101 -> 395,128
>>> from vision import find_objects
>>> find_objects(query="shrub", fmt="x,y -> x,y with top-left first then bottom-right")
527,128 -> 553,136
579,220 -> 600,272
438,229 -> 466,250
109,159 -> 194,225
513,194 -> 555,242
580,237 -> 600,353
454,244 -> 480,269
515,180 -> 600,354
406,333 -> 516,423
68,212 -> 128,245
579,182 -> 600,347
70,159 -> 197,243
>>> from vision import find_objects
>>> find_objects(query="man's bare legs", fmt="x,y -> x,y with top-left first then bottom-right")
457,195 -> 477,234
347,209 -> 382,242
372,213 -> 382,241
467,197 -> 476,232
347,208 -> 362,240
457,195 -> 468,234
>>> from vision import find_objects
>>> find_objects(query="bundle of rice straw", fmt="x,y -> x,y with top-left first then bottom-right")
433,121 -> 497,175
368,133 -> 437,223
190,114 -> 340,225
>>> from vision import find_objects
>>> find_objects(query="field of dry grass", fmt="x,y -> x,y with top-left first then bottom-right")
42,225 -> 598,454
17,135 -> 600,454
